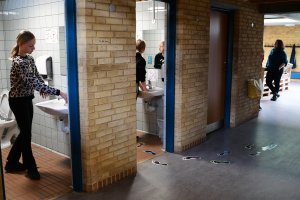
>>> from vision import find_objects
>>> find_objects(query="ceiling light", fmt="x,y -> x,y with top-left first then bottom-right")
264,18 -> 300,26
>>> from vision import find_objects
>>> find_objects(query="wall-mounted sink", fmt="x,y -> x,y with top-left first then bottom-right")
35,99 -> 68,117
138,86 -> 164,100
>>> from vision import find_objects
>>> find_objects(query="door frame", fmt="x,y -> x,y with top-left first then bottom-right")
211,7 -> 234,128
157,0 -> 176,152
65,0 -> 83,192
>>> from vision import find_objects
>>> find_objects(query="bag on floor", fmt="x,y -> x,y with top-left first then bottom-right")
248,79 -> 262,99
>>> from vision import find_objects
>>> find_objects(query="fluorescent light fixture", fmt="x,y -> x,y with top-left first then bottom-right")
285,24 -> 296,26
264,17 -> 300,26
265,18 -> 298,23
0,11 -> 17,15
148,6 -> 166,12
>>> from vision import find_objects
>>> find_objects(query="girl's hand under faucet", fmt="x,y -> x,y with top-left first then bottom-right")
60,91 -> 68,103
139,81 -> 149,92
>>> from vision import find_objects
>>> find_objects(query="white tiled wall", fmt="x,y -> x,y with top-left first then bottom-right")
136,96 -> 164,133
143,29 -> 164,69
0,0 -> 70,156
136,1 -> 166,140
0,3 -> 7,92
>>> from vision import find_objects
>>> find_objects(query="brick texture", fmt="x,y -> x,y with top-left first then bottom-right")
76,0 -> 137,192
175,0 -> 210,152
174,0 -> 264,151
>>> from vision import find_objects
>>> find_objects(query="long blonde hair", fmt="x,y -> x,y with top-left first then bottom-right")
11,30 -> 35,58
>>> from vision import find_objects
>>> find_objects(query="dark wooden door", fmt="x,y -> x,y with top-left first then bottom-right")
207,10 -> 228,128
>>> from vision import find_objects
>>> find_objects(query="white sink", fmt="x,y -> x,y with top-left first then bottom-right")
35,99 -> 68,117
138,86 -> 164,99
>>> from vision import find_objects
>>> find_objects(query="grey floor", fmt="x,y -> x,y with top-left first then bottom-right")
59,81 -> 300,200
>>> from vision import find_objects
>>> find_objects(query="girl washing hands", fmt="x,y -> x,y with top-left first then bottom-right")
5,30 -> 67,180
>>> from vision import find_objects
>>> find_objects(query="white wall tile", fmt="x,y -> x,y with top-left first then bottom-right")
0,0 -> 69,156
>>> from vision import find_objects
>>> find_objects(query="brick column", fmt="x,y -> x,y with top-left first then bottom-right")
76,0 -> 137,192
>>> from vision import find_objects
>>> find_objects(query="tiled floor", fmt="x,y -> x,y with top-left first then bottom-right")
1,144 -> 72,200
0,131 -> 162,199
136,131 -> 164,163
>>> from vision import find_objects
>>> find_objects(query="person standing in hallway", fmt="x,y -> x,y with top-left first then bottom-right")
5,30 -> 68,180
265,39 -> 288,101
136,39 -> 148,98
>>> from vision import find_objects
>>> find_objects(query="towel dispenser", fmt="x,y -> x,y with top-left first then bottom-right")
36,55 -> 53,81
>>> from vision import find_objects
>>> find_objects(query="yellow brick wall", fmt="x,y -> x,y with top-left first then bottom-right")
229,2 -> 264,127
174,0 -> 210,152
174,0 -> 264,151
264,26 -> 300,72
76,0 -> 137,192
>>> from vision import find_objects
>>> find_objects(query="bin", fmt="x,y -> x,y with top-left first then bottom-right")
248,79 -> 261,99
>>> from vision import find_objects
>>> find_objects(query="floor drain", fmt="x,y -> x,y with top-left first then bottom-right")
217,150 -> 230,156
152,160 -> 167,166
182,156 -> 201,160
210,160 -> 231,164
144,150 -> 156,155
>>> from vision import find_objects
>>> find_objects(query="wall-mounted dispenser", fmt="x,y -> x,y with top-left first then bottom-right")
36,55 -> 53,81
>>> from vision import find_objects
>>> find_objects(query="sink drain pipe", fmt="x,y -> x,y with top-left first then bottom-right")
58,118 -> 70,133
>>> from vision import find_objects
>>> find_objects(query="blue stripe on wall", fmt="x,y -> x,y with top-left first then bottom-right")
224,11 -> 234,127
65,0 -> 83,192
165,0 -> 176,153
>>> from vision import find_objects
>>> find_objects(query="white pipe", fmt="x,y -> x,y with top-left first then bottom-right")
58,119 -> 69,134
152,0 -> 156,24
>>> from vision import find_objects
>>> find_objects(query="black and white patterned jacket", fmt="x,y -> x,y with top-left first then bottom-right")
9,55 -> 60,98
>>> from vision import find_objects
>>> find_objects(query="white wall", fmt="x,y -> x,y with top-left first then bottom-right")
0,0 -> 70,156
136,1 -> 166,139
0,2 -> 7,92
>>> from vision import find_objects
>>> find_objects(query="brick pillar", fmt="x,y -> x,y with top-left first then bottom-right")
174,0 -> 210,152
76,0 -> 137,192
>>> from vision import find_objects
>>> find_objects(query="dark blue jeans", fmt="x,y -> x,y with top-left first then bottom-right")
266,68 -> 283,95
8,96 -> 37,171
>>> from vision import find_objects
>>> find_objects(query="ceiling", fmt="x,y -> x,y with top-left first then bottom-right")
264,13 -> 300,26
246,0 -> 300,26
248,0 -> 300,3
248,0 -> 300,13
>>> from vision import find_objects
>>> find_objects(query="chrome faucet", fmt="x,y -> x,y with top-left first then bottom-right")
148,80 -> 152,89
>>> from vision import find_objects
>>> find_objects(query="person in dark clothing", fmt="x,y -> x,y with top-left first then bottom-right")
136,39 -> 148,99
154,41 -> 165,81
5,30 -> 68,180
154,41 -> 165,69
266,39 -> 288,101
154,52 -> 164,69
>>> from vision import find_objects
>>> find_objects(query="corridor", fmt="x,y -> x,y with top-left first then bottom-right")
59,80 -> 300,200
